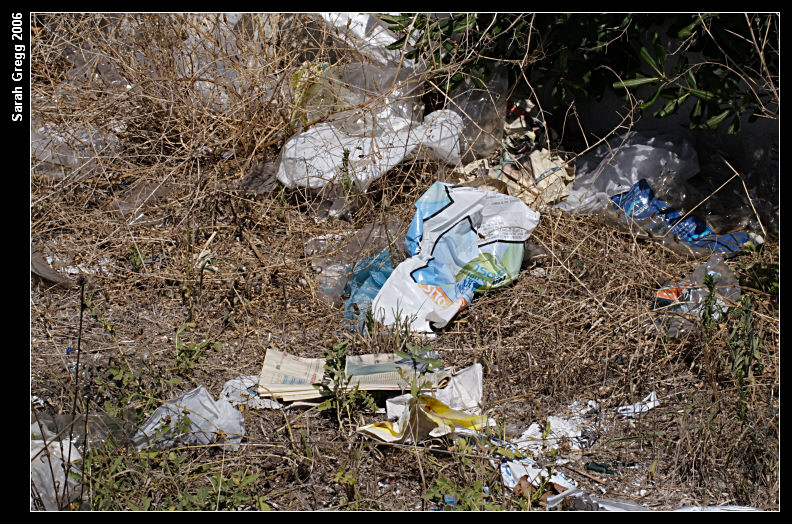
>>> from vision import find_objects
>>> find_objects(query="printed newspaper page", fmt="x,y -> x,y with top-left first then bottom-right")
258,349 -> 453,401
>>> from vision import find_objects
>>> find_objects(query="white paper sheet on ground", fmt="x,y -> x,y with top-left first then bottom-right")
371,183 -> 540,334
276,109 -> 463,190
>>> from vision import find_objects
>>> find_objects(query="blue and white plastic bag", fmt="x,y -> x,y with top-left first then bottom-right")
371,182 -> 540,333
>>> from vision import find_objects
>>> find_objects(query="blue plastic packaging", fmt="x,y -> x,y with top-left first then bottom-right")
611,179 -> 755,256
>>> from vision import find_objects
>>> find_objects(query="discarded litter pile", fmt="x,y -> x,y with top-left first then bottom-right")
653,253 -> 741,338
556,131 -> 763,257
30,12 -> 776,512
256,348 -> 454,402
453,99 -> 575,210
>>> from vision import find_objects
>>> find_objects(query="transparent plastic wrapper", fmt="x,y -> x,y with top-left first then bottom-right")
220,375 -> 281,410
342,248 -> 396,332
305,220 -> 403,307
558,131 -> 700,213
132,386 -> 245,451
449,63 -> 509,161
174,13 -> 256,111
609,179 -> 762,257
371,182 -> 540,334
289,61 -> 422,132
316,13 -> 420,69
653,254 -> 741,338
31,418 -> 83,510
277,109 -> 463,190
31,116 -> 121,182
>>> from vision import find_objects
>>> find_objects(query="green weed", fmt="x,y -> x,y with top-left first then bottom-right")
314,341 -> 378,430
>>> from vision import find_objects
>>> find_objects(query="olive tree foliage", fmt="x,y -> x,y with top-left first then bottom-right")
379,13 -> 779,135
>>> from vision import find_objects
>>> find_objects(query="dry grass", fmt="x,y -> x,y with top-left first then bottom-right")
30,13 -> 778,511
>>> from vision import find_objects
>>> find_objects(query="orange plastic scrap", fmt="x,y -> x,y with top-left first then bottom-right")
655,280 -> 692,307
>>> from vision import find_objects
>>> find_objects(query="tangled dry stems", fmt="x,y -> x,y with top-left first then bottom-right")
30,13 -> 778,511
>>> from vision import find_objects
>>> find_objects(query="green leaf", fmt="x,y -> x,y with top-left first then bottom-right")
452,16 -> 476,33
377,13 -> 406,26
701,108 -> 731,130
654,93 -> 689,118
639,46 -> 662,75
639,85 -> 664,110
685,69 -> 697,89
613,76 -> 660,89
654,41 -> 666,69
727,114 -> 741,134
691,98 -> 703,120
386,36 -> 407,50
689,88 -> 717,101
677,16 -> 703,39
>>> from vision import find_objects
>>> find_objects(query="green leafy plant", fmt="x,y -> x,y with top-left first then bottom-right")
380,13 -> 778,134
727,295 -> 765,421
700,273 -> 720,339
172,322 -> 222,375
394,342 -> 443,397
314,341 -> 378,429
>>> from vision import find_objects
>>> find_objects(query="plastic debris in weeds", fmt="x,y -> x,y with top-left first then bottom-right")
653,254 -> 741,338
30,417 -> 84,510
497,436 -> 578,499
276,107 -> 463,191
455,98 -> 575,209
31,115 -> 122,183
613,391 -> 660,418
558,131 -> 700,214
360,363 -> 486,443
342,248 -> 396,332
358,371 -> 493,444
513,400 -> 600,455
304,220 -> 404,307
132,386 -> 245,451
277,29 -> 460,191
448,63 -> 509,161
610,178 -> 762,257
456,145 -> 574,211
371,181 -> 540,334
221,376 -> 282,410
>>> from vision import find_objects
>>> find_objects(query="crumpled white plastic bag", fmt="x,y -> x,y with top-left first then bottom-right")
132,386 -> 245,451
558,131 -> 700,213
30,419 -> 83,510
276,109 -> 463,190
